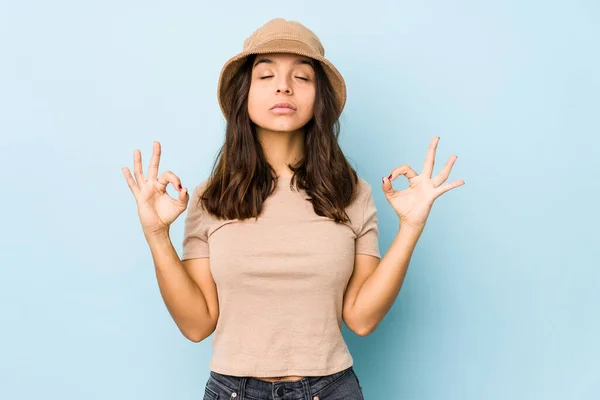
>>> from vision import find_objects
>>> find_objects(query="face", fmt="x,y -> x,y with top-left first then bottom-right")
247,53 -> 316,133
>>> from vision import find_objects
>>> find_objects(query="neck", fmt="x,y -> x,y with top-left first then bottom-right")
256,126 -> 305,178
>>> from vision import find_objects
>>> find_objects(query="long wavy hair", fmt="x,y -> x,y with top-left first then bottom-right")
200,54 -> 359,224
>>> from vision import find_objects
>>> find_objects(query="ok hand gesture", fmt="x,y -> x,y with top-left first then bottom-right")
122,141 -> 189,237
382,136 -> 464,230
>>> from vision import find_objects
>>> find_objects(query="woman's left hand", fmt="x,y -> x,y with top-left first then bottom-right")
381,136 -> 465,230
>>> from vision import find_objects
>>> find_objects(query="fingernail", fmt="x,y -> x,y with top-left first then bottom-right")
388,174 -> 392,180
382,177 -> 385,183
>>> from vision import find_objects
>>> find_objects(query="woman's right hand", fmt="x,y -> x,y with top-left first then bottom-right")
122,141 -> 190,237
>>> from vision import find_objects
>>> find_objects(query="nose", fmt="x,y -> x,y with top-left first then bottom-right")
275,77 -> 293,95
276,86 -> 292,94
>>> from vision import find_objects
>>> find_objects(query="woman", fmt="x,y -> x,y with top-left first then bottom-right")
123,18 -> 463,400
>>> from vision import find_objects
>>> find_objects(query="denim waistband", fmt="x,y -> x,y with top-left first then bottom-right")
208,366 -> 354,400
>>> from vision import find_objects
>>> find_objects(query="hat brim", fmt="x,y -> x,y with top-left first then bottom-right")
217,39 -> 347,120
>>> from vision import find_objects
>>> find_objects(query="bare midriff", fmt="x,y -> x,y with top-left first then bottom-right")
252,375 -> 305,382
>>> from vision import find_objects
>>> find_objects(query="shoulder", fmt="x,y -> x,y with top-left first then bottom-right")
189,178 -> 210,198
185,179 -> 211,219
344,175 -> 376,227
354,176 -> 375,205
357,176 -> 373,192
187,179 -> 213,211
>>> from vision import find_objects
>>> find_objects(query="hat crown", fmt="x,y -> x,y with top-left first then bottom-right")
243,18 -> 325,56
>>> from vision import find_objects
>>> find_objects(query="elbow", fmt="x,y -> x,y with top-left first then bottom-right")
355,325 -> 374,337
182,329 -> 204,343
354,319 -> 381,337
182,326 -> 212,343
345,313 -> 376,337
348,320 -> 376,337
181,317 -> 217,343
186,333 -> 204,343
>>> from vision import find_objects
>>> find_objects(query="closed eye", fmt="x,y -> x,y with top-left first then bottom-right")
259,76 -> 310,81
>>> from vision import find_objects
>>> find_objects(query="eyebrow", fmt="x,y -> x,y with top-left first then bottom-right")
253,57 -> 314,68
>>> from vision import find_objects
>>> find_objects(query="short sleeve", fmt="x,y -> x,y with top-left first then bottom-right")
355,184 -> 381,258
181,183 -> 210,260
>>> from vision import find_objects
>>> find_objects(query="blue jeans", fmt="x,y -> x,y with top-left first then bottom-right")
203,366 -> 365,400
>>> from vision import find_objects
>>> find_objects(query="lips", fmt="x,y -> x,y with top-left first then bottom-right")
270,102 -> 296,110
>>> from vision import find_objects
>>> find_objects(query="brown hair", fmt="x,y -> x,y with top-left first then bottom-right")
200,54 -> 359,223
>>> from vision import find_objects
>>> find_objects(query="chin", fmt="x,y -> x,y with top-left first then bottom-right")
252,115 -> 311,133
270,123 -> 306,132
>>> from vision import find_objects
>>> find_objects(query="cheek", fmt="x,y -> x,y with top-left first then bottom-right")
299,88 -> 316,116
247,86 -> 265,118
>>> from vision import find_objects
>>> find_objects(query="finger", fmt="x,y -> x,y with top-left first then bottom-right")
434,179 -> 465,197
133,149 -> 145,185
157,170 -> 183,193
382,164 -> 417,196
432,155 -> 458,187
122,167 -> 140,197
421,136 -> 440,178
388,164 -> 418,181
147,141 -> 161,181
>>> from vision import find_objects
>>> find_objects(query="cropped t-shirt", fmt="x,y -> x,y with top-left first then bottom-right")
181,175 -> 380,377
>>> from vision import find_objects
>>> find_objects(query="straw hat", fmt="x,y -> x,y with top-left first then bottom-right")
217,18 -> 347,120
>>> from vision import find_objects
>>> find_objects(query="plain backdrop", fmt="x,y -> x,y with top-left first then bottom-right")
1,1 -> 599,399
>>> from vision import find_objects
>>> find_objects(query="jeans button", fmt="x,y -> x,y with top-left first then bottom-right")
276,386 -> 284,396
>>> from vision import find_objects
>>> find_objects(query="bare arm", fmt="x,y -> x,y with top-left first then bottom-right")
146,231 -> 217,342
122,141 -> 218,342
344,137 -> 463,335
343,225 -> 421,335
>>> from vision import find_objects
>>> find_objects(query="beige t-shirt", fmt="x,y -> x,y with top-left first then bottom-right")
181,175 -> 380,377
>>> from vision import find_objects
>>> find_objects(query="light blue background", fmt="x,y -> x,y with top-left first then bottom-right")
1,1 -> 598,399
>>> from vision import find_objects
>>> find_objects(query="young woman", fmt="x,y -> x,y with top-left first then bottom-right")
123,18 -> 463,400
